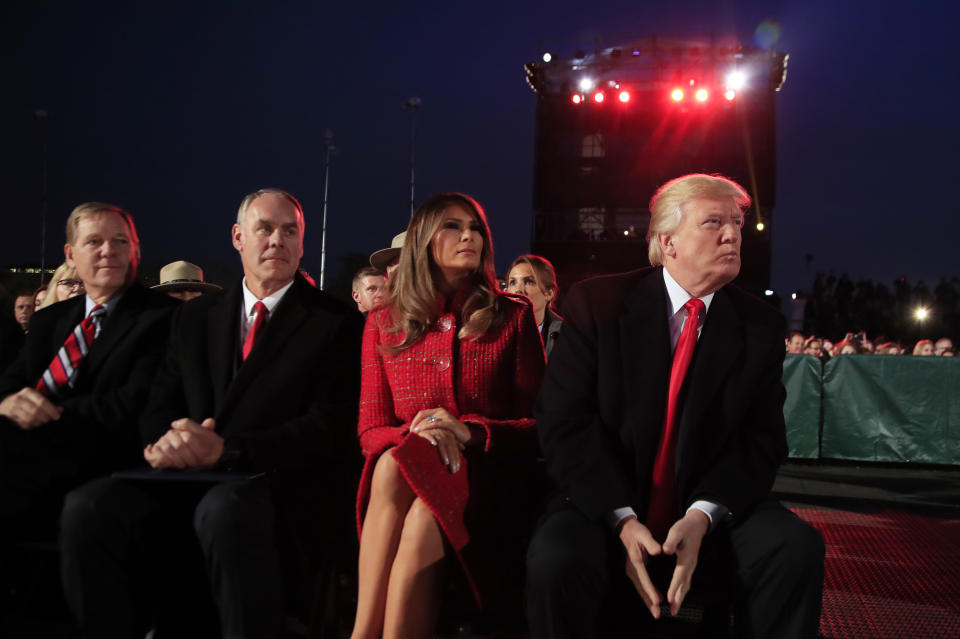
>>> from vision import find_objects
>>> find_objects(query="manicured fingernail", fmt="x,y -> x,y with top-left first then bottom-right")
453,463 -> 460,473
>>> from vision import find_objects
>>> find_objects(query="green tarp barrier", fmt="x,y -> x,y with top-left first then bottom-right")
782,354 -> 822,459
821,356 -> 960,464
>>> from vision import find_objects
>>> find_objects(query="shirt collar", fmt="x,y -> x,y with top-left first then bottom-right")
662,266 -> 715,318
85,291 -> 123,317
242,278 -> 294,317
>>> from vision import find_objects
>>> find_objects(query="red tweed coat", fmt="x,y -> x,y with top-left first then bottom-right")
356,286 -> 545,601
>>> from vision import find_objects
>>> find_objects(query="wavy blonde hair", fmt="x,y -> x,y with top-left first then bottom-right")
384,193 -> 506,351
39,263 -> 79,309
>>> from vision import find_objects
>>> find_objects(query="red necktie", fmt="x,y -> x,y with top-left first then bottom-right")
646,297 -> 705,539
241,301 -> 268,360
36,304 -> 107,397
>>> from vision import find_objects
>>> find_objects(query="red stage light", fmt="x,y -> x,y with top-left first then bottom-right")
571,93 -> 582,104
594,91 -> 605,103
670,88 -> 684,102
724,89 -> 736,101
618,90 -> 630,103
695,88 -> 709,102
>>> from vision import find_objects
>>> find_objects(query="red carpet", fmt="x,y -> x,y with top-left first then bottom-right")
792,508 -> 960,639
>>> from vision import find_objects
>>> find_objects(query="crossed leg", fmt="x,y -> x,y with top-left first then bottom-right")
351,451 -> 447,639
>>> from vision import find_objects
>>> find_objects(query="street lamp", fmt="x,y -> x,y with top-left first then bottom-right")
402,96 -> 422,217
319,129 -> 336,290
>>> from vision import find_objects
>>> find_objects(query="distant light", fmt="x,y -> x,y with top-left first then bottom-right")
915,307 -> 930,321
571,93 -> 582,104
593,91 -> 605,103
695,88 -> 709,102
671,88 -> 684,102
623,230 -> 629,236
688,78 -> 696,86
756,221 -> 765,231
791,293 -> 798,300
764,289 -> 774,297
578,77 -> 595,92
618,90 -> 630,103
724,89 -> 736,101
542,52 -> 552,63
725,70 -> 747,90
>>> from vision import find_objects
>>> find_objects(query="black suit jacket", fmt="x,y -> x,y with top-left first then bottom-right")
139,274 -> 363,498
0,283 -> 177,470
535,267 -> 788,527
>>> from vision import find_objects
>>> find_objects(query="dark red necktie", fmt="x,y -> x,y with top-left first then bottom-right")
241,301 -> 268,360
646,297 -> 705,539
36,304 -> 107,397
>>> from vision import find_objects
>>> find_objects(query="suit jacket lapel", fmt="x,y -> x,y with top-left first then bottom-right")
209,283 -> 242,410
219,277 -> 310,419
620,270 -> 671,452
82,286 -> 141,378
676,287 -> 742,470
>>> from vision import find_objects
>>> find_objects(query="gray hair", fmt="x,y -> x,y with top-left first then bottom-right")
236,188 -> 304,231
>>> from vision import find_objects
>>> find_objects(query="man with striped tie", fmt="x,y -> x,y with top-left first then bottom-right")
60,189 -> 363,639
0,202 -> 176,547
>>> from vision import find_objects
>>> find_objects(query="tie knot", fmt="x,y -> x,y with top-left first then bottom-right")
89,304 -> 106,318
684,297 -> 705,320
252,301 -> 268,317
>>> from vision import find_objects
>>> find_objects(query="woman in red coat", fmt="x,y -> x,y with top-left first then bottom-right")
350,193 -> 546,639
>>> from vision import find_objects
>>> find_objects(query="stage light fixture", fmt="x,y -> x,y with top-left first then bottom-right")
915,307 -> 930,321
695,88 -> 709,102
791,293 -> 798,300
764,290 -> 774,297
618,90 -> 630,103
542,52 -> 552,63
671,88 -> 684,102
571,93 -> 583,104
756,221 -> 765,231
725,70 -> 747,90
579,77 -> 595,92
724,89 -> 736,101
594,91 -> 605,103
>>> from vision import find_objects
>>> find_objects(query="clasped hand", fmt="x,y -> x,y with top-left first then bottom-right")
409,407 -> 474,474
619,509 -> 710,619
143,417 -> 223,470
0,387 -> 63,430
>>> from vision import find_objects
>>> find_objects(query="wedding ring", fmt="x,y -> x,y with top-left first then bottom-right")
425,415 -> 437,423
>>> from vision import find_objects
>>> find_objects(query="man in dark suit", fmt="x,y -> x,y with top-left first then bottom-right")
0,202 -> 175,545
60,189 -> 363,639
527,174 -> 824,638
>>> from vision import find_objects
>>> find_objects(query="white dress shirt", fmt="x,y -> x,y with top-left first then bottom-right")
239,278 -> 294,345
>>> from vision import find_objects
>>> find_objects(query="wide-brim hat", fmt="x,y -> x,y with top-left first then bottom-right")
369,231 -> 407,271
152,260 -> 222,293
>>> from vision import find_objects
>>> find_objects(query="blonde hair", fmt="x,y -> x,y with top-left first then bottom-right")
383,193 -> 505,351
65,202 -> 140,251
646,174 -> 751,266
39,263 -> 79,309
507,254 -> 559,312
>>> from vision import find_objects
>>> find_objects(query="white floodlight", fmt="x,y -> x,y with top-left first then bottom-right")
726,70 -> 747,90
764,289 -> 774,297
542,52 -> 552,63
578,77 -> 595,92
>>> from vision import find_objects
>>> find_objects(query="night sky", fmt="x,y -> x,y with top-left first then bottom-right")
3,1 -> 958,302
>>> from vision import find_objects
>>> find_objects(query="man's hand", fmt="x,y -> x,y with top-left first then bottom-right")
619,516 -> 663,619
662,509 -> 710,616
143,418 -> 223,470
0,387 -> 63,430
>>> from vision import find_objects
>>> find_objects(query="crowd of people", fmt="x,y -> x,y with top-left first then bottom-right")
0,175 -> 824,639
785,330 -> 955,359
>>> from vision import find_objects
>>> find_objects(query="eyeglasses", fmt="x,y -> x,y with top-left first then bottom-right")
57,279 -> 85,291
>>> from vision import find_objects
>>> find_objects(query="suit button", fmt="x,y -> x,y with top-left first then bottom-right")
435,357 -> 450,371
436,316 -> 453,332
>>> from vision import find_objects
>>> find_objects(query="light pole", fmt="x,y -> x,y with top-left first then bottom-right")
319,129 -> 336,290
36,109 -> 49,286
402,97 -> 421,217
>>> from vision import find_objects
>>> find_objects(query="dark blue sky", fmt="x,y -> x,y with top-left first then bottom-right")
3,1 -> 957,299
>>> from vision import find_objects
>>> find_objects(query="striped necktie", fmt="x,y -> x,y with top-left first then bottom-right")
36,304 -> 107,398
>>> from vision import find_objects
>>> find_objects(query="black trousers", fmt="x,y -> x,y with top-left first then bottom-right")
60,476 -> 285,639
526,498 -> 824,639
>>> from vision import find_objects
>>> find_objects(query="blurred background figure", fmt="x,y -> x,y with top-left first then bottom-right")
38,263 -> 84,309
912,339 -> 934,356
369,231 -> 406,278
32,287 -> 47,311
876,342 -> 901,355
835,341 -> 860,355
506,254 -> 563,359
351,266 -> 387,314
152,260 -> 221,301
804,336 -> 825,359
785,331 -> 805,354
935,337 -> 954,356
12,291 -> 35,332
